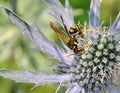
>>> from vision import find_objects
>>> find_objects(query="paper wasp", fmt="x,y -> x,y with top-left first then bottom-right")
49,16 -> 85,55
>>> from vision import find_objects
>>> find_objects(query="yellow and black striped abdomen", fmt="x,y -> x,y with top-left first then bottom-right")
69,24 -> 83,34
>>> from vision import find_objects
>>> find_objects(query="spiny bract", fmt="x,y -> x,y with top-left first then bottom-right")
0,0 -> 120,93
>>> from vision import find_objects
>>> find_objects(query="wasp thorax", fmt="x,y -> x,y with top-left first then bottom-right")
69,24 -> 84,35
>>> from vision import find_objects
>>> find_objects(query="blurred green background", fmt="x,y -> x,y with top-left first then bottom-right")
0,0 -> 120,93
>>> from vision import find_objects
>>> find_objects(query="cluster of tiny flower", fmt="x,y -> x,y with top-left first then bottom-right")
70,31 -> 120,92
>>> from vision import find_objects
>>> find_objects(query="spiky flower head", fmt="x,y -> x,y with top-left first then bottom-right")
0,0 -> 120,93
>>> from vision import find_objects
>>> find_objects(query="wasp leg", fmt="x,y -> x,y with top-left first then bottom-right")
84,41 -> 90,48
65,53 -> 75,57
77,37 -> 90,48
78,37 -> 84,41
85,29 -> 107,34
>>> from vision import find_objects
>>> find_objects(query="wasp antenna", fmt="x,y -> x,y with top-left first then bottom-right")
60,15 -> 72,41
60,15 -> 68,33
60,15 -> 64,25
49,21 -> 67,42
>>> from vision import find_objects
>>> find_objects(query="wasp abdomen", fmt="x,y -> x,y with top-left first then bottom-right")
66,40 -> 78,50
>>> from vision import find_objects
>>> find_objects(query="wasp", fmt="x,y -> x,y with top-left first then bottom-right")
49,16 -> 85,55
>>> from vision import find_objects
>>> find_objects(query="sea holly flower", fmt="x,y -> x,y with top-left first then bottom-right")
0,0 -> 120,93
